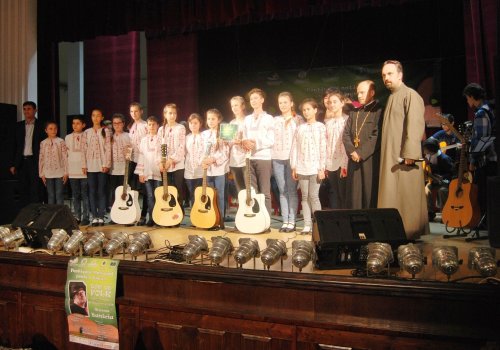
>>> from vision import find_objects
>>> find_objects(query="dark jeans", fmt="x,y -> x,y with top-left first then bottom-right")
249,159 -> 272,214
207,175 -> 225,219
17,156 -> 45,206
129,161 -> 148,218
185,178 -> 203,207
144,180 -> 161,218
230,166 -> 246,193
46,178 -> 64,205
87,172 -> 108,219
69,178 -> 89,221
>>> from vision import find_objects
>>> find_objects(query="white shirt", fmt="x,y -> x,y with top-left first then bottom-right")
272,115 -> 303,160
81,127 -> 112,172
229,118 -> 246,167
158,123 -> 186,172
39,137 -> 68,178
201,129 -> 229,177
23,121 -> 34,156
184,133 -> 204,179
65,132 -> 86,179
128,120 -> 148,163
242,112 -> 274,160
290,122 -> 326,176
325,114 -> 349,172
135,134 -> 162,181
111,132 -> 132,176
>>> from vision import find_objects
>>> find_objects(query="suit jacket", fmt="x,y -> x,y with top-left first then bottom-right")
12,119 -> 46,171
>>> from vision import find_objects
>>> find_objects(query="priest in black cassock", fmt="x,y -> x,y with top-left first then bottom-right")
342,80 -> 383,209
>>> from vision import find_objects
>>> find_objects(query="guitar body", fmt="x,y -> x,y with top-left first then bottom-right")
110,186 -> 141,225
235,187 -> 271,234
190,186 -> 220,229
152,185 -> 184,226
441,179 -> 480,228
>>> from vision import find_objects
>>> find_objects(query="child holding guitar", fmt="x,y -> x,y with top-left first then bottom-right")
135,116 -> 162,227
291,99 -> 326,234
109,113 -> 132,206
184,113 -> 205,207
158,103 -> 186,213
200,109 -> 229,230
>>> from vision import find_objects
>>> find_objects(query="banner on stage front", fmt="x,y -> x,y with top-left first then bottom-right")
65,257 -> 120,349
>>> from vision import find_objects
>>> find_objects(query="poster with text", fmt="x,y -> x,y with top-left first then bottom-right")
65,257 -> 120,349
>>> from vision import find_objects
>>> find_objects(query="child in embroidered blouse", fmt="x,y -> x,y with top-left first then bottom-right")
82,108 -> 112,226
201,109 -> 229,230
158,103 -> 186,211
325,90 -> 349,209
109,113 -> 132,206
39,121 -> 68,205
135,116 -> 162,227
65,116 -> 89,225
184,113 -> 204,207
291,98 -> 326,234
228,96 -> 247,193
272,92 -> 302,233
128,102 -> 149,225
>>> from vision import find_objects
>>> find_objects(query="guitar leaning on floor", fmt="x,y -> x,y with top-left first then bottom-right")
438,113 -> 481,229
152,144 -> 184,227
190,142 -> 221,229
235,153 -> 271,234
110,146 -> 141,225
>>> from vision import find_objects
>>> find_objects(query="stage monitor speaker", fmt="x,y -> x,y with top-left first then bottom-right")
11,203 -> 78,248
487,176 -> 500,248
313,208 -> 408,270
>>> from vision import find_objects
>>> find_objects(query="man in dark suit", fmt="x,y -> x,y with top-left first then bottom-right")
9,101 -> 46,206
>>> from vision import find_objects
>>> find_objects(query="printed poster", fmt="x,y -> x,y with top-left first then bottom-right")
65,257 -> 120,349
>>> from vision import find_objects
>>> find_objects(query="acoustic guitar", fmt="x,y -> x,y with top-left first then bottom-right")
235,153 -> 271,234
152,144 -> 184,226
110,146 -> 141,225
190,142 -> 221,229
438,113 -> 480,229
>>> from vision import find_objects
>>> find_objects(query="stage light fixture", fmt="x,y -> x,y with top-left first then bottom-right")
0,226 -> 11,243
366,242 -> 394,275
105,232 -> 130,258
128,232 -> 152,260
261,239 -> 287,270
1,228 -> 25,249
47,229 -> 69,253
63,230 -> 87,255
233,238 -> 260,268
468,247 -> 497,277
84,231 -> 106,256
208,236 -> 233,266
182,235 -> 208,263
397,243 -> 425,278
432,246 -> 460,279
291,240 -> 314,272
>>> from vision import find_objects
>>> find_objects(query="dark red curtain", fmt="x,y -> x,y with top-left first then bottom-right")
146,33 -> 198,121
463,0 -> 497,97
84,32 -> 140,119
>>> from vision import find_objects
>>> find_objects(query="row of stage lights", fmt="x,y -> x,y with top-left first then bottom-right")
1,227 -> 498,278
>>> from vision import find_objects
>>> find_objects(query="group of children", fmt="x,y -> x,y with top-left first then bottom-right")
39,87 -> 356,232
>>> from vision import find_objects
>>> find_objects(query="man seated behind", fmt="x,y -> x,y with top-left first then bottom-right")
423,138 -> 453,222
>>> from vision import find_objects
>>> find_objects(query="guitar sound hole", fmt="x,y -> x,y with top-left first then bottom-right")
203,196 -> 211,210
168,195 -> 177,208
251,198 -> 260,214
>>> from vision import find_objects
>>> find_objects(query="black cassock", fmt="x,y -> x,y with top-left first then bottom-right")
342,100 -> 383,209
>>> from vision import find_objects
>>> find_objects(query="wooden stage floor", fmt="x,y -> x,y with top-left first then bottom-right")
9,208 -> 500,284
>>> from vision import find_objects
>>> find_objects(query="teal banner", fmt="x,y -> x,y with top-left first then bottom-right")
66,257 -> 120,349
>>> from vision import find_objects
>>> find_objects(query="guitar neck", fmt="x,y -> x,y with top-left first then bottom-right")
202,168 -> 208,196
162,158 -> 169,196
457,144 -> 467,187
245,156 -> 251,201
122,159 -> 130,196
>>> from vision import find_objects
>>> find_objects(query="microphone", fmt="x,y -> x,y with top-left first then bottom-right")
397,157 -> 425,165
